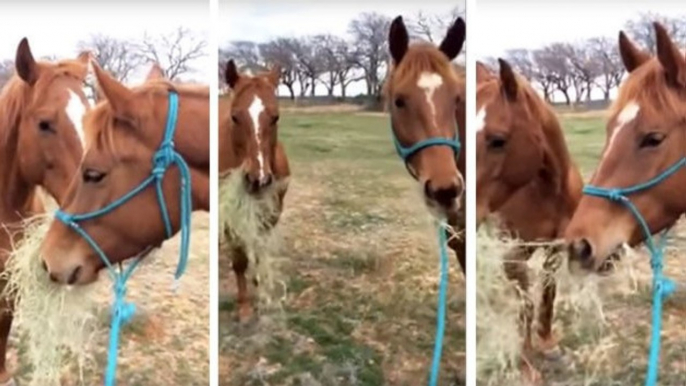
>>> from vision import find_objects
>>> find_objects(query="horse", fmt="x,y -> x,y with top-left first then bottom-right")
0,38 -> 91,386
386,15 -> 467,274
476,59 -> 583,382
219,60 -> 290,323
566,23 -> 686,273
38,59 -> 209,285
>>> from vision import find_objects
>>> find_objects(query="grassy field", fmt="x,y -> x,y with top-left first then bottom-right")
219,112 -> 465,385
8,213 -> 210,385
495,112 -> 686,385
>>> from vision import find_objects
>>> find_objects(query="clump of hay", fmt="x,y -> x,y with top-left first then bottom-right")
477,220 -> 641,384
219,169 -> 288,307
2,215 -> 99,386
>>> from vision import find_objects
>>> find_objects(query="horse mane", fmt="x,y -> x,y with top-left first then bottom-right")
87,79 -> 209,154
0,59 -> 89,149
385,44 -> 460,99
610,58 -> 685,120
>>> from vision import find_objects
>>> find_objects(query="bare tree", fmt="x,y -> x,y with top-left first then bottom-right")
408,6 -> 465,45
289,37 -> 323,97
260,38 -> 298,99
565,42 -> 601,103
0,60 -> 13,89
313,34 -> 361,98
138,27 -> 208,81
624,12 -> 686,53
588,36 -> 625,101
534,45 -> 573,104
348,12 -> 392,97
222,41 -> 263,71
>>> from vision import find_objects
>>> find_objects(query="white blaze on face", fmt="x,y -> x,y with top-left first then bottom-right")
417,72 -> 444,128
248,95 -> 266,179
476,106 -> 486,132
66,90 -> 88,147
605,101 -> 640,157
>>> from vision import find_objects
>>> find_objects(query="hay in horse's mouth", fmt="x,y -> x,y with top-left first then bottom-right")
476,221 -> 640,383
2,215 -> 99,386
219,169 -> 288,306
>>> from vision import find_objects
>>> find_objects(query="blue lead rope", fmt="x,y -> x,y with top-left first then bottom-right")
429,224 -> 450,386
583,157 -> 686,386
54,91 -> 193,386
389,123 -> 460,385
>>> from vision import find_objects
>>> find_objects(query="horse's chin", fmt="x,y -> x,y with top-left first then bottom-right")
425,198 -> 460,223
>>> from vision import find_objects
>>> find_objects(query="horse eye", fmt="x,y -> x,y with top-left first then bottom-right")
82,168 -> 106,183
231,115 -> 239,124
639,132 -> 665,148
394,97 -> 406,108
38,121 -> 53,132
488,136 -> 507,150
272,115 -> 280,125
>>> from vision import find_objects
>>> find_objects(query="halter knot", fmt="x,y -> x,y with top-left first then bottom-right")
660,277 -> 676,299
113,282 -> 136,325
606,189 -> 624,202
55,211 -> 74,225
152,144 -> 175,178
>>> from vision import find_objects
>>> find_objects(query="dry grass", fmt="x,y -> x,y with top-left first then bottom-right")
5,212 -> 209,385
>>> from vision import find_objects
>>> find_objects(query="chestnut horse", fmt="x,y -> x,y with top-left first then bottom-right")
0,39 -> 91,385
566,23 -> 686,271
219,60 -> 290,323
386,16 -> 466,274
39,59 -> 209,284
476,59 -> 583,380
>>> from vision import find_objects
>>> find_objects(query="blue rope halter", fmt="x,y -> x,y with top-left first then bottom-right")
390,123 -> 460,386
54,91 -> 193,386
391,122 -> 461,162
583,157 -> 686,386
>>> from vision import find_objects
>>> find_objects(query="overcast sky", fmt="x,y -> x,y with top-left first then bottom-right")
475,0 -> 686,101
0,0 -> 209,84
219,0 -> 464,96
475,0 -> 686,59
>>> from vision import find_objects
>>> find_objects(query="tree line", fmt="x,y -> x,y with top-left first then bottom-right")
483,12 -> 686,105
221,7 -> 465,100
0,27 -> 207,89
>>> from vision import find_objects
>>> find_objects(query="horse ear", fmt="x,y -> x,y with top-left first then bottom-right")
498,58 -> 518,100
388,16 -> 409,64
145,62 -> 165,81
654,22 -> 686,87
439,17 -> 465,61
224,60 -> 241,89
15,38 -> 39,86
76,51 -> 91,65
476,61 -> 493,84
267,64 -> 281,87
619,31 -> 650,73
91,60 -> 135,120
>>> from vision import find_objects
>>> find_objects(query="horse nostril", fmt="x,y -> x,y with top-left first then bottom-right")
49,272 -> 58,283
425,180 -> 459,208
261,174 -> 273,189
571,239 -> 593,262
41,260 -> 48,272
67,266 -> 82,285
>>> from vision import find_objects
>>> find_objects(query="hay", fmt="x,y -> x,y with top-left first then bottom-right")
219,169 -> 288,307
476,221 -> 642,385
2,215 -> 99,386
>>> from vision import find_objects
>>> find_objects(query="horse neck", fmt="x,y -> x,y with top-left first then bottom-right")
0,88 -> 36,220
536,105 -> 581,215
